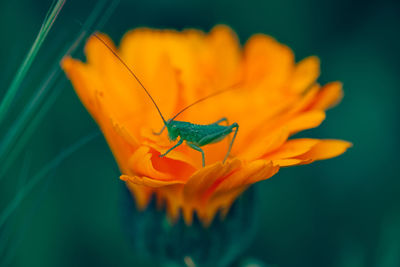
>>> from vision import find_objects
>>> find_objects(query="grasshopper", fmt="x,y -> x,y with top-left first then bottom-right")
93,33 -> 239,167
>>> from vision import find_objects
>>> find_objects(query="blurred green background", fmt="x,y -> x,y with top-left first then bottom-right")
1,0 -> 399,266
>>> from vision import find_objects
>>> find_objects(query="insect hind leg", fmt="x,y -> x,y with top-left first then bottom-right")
223,123 -> 239,164
187,142 -> 206,167
212,117 -> 229,126
212,117 -> 233,147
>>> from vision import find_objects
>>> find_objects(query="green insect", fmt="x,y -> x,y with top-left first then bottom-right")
93,33 -> 239,167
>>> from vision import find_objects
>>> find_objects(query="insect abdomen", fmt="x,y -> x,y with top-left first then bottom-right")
175,121 -> 231,145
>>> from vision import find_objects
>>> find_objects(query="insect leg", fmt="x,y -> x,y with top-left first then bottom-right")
160,138 -> 183,157
211,117 -> 233,146
212,117 -> 229,126
153,124 -> 166,135
223,123 -> 239,163
187,143 -> 206,167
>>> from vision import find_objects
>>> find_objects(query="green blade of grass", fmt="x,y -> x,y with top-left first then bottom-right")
0,131 -> 99,230
0,0 -> 120,180
0,0 -> 65,126
95,0 -> 120,30
0,70 -> 60,165
0,0 -> 120,261
64,0 -> 119,57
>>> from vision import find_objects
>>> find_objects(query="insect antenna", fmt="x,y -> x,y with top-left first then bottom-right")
91,32 -> 168,125
169,82 -> 242,121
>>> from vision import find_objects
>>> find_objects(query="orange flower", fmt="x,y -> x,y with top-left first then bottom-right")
62,25 -> 351,226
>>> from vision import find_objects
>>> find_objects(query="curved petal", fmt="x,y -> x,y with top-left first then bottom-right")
212,160 -> 279,194
296,139 -> 352,161
307,81 -> 344,110
272,158 -> 309,167
125,181 -> 155,210
290,56 -> 320,94
264,138 -> 320,160
196,160 -> 279,225
121,175 -> 185,187
111,119 -> 139,148
240,128 -> 289,161
127,146 -> 195,181
284,111 -> 326,134
127,146 -> 171,180
62,57 -> 100,120
243,34 -> 294,90
85,34 -> 146,119
183,159 -> 242,203
120,28 -> 203,108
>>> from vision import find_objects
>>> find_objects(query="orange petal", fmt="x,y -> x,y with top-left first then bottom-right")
111,119 -> 139,148
61,57 -> 100,120
196,160 -> 280,225
291,56 -> 320,94
149,146 -> 197,178
284,111 -> 326,134
119,28 -> 202,106
146,142 -> 198,169
212,160 -> 279,194
308,81 -> 343,110
201,25 -> 241,89
183,159 -> 279,225
85,33 -> 170,126
99,118 -> 136,173
125,181 -> 155,210
264,138 -> 320,159
156,159 -> 242,225
85,34 -> 137,108
85,33 -> 116,68
183,159 -> 242,203
128,146 -> 170,179
288,83 -> 320,114
240,128 -> 289,161
236,84 -> 320,152
127,146 -> 195,181
121,174 -> 185,188
272,158 -> 309,167
296,139 -> 352,161
243,34 -> 294,90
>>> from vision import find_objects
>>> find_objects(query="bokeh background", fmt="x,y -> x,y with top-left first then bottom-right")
1,0 -> 399,266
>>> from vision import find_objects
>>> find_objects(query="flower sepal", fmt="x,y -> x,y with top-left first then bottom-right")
122,185 -> 258,267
